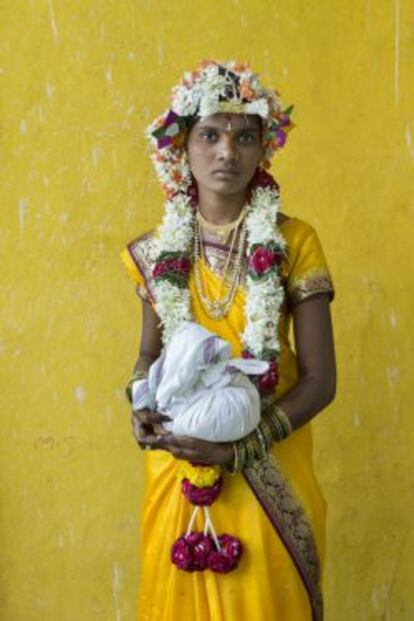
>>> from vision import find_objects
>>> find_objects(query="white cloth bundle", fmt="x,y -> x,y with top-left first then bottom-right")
132,321 -> 268,442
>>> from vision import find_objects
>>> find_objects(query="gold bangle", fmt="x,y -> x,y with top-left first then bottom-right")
125,370 -> 149,403
255,426 -> 267,459
245,434 -> 258,466
240,435 -> 254,467
233,442 -> 239,472
237,440 -> 247,471
225,442 -> 238,475
264,409 -> 284,441
274,405 -> 293,437
264,405 -> 293,441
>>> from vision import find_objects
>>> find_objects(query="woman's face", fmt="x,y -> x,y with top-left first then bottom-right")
186,113 -> 264,197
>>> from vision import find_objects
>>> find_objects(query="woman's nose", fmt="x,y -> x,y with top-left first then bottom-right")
217,135 -> 239,162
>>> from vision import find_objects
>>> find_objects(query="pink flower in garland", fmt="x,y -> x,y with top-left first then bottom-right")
181,477 -> 223,506
249,246 -> 282,277
153,257 -> 192,279
171,532 -> 216,572
207,550 -> 233,573
258,359 -> 279,393
242,351 -> 278,394
171,536 -> 195,572
187,532 -> 214,570
207,535 -> 243,573
253,167 -> 280,191
218,534 -> 244,564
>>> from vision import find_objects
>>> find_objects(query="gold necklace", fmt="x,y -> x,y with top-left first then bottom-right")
194,217 -> 247,320
196,205 -> 249,243
199,221 -> 239,298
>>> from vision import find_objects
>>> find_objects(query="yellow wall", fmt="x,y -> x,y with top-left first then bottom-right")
1,2 -> 413,619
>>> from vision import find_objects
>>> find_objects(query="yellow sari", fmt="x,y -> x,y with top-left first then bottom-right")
121,216 -> 335,621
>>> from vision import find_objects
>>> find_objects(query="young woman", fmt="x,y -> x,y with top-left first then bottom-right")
121,60 -> 336,621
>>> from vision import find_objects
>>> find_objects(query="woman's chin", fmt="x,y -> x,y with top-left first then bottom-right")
206,178 -> 247,196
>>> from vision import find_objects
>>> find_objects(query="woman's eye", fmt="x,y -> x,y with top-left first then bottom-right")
238,133 -> 255,145
201,131 -> 218,142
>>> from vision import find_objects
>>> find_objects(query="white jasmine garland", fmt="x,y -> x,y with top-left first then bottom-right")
153,279 -> 192,343
242,270 -> 285,356
244,99 -> 269,119
153,182 -> 286,362
156,198 -> 194,253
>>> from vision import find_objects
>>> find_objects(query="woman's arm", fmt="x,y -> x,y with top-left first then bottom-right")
130,299 -> 171,447
275,292 -> 336,429
132,297 -> 163,374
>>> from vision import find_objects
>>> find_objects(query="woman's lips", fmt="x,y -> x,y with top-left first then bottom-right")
212,169 -> 239,179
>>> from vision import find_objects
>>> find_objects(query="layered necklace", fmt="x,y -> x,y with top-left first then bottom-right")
194,206 -> 249,320
196,204 -> 248,243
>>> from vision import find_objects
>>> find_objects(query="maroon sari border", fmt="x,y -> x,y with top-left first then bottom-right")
242,465 -> 323,621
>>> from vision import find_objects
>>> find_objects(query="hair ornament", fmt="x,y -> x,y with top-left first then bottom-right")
147,59 -> 294,171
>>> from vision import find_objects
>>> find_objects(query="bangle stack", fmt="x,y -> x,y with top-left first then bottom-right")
225,404 -> 293,474
125,370 -> 149,404
263,404 -> 293,440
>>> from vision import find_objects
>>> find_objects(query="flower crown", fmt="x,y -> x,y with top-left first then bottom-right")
146,60 -> 294,198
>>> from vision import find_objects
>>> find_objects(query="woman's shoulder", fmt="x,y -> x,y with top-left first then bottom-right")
120,229 -> 159,302
277,213 -> 335,303
278,213 -> 316,239
125,228 -> 158,268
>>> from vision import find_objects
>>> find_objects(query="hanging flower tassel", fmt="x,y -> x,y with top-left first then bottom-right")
171,464 -> 243,573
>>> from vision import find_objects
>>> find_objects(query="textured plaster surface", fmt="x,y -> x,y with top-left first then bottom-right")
0,1 -> 413,619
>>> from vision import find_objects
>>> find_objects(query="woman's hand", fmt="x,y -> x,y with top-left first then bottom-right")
153,434 -> 234,467
131,408 -> 171,449
133,415 -> 234,467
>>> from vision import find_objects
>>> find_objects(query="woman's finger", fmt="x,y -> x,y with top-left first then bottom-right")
164,435 -> 210,451
133,409 -> 171,425
131,417 -> 157,448
139,433 -> 170,452
157,435 -> 202,460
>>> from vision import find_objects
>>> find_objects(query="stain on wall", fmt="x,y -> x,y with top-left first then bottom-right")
0,1 -> 413,619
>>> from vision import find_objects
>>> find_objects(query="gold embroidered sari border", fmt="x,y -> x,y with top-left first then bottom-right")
243,455 -> 323,621
288,268 -> 334,305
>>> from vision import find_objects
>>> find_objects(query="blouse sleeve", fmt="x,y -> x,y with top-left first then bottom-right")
285,220 -> 335,306
120,231 -> 158,303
